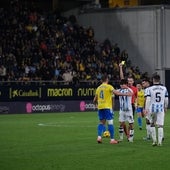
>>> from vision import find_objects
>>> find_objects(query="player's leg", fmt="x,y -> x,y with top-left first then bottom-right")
107,109 -> 118,144
127,111 -> 135,142
146,119 -> 151,139
119,122 -> 125,141
119,113 -> 129,138
128,123 -> 134,142
118,111 -> 127,141
158,126 -> 163,146
150,125 -> 157,146
162,131 -> 164,141
97,110 -> 105,143
125,104 -> 135,137
102,124 -> 106,133
143,115 -> 151,141
97,121 -> 105,143
137,108 -> 142,130
125,103 -> 135,138
126,110 -> 134,142
157,112 -> 164,146
123,123 -> 129,138
150,113 -> 157,146
107,119 -> 114,139
97,109 -> 107,138
101,120 -> 107,137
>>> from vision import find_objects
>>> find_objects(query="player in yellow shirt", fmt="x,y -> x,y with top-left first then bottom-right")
93,75 -> 132,144
136,81 -> 145,130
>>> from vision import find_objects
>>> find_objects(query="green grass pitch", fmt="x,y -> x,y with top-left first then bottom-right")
0,110 -> 170,170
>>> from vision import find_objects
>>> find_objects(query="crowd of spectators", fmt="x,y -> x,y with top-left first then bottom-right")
0,0 -> 148,86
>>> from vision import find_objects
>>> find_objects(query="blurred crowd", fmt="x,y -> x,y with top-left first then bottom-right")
0,0 -> 148,85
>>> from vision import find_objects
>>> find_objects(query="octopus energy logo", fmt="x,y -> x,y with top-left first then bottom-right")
79,101 -> 97,111
26,103 -> 65,113
26,103 -> 32,113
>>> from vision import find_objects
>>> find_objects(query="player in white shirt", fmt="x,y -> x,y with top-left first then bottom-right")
118,79 -> 134,142
142,78 -> 152,140
145,74 -> 169,146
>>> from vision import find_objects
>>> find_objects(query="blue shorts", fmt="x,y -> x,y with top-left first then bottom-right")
98,109 -> 113,120
136,107 -> 143,113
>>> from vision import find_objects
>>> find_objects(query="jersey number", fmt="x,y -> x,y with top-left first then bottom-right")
155,92 -> 161,102
100,90 -> 104,99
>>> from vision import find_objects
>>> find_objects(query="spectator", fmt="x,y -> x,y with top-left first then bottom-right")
0,0 -> 146,86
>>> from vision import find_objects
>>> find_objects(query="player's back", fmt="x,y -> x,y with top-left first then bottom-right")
148,84 -> 168,112
96,83 -> 113,110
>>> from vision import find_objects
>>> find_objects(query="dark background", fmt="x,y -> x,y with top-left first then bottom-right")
0,0 -> 170,12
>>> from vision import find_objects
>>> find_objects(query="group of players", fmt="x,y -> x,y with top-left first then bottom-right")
93,63 -> 169,146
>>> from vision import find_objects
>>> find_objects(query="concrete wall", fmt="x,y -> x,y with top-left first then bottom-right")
165,8 -> 170,69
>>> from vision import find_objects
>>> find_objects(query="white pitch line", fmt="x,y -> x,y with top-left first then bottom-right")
38,123 -> 95,128
38,122 -> 170,128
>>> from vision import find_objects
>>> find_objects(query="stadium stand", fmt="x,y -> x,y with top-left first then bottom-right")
0,0 -> 148,85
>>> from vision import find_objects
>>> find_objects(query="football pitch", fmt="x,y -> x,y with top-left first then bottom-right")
0,111 -> 170,170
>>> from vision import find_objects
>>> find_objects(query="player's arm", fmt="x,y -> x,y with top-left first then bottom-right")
119,63 -> 124,80
112,95 -> 115,110
144,96 -> 151,115
113,89 -> 133,96
93,95 -> 98,105
135,94 -> 138,108
123,85 -> 134,96
143,88 -> 148,110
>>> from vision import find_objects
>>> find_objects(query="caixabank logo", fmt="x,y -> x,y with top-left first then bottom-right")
9,88 -> 41,99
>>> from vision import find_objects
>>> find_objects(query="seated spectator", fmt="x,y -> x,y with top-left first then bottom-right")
62,69 -> 73,84
0,0 -> 146,86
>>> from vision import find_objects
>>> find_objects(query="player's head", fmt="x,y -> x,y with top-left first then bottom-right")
142,78 -> 150,88
152,74 -> 160,84
120,79 -> 128,89
127,76 -> 134,87
101,74 -> 109,83
136,81 -> 142,90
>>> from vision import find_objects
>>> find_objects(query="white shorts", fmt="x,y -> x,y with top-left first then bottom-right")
119,110 -> 134,124
150,112 -> 165,126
